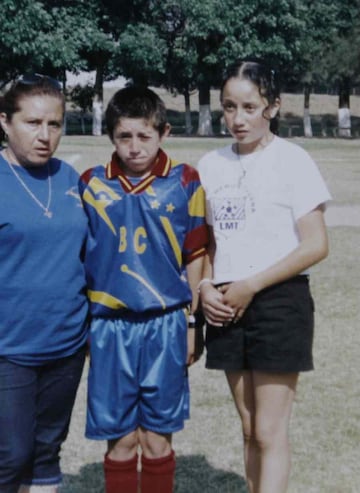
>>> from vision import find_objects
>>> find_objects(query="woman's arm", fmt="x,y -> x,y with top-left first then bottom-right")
199,226 -> 234,326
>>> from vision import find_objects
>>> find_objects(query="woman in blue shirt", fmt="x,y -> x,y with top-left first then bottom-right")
0,74 -> 88,493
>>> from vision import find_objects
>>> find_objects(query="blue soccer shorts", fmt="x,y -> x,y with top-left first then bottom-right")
86,307 -> 190,440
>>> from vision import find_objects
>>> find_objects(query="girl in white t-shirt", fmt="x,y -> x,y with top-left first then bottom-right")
198,59 -> 330,493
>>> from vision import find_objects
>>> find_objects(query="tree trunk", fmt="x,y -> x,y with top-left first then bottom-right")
92,67 -> 104,136
220,115 -> 228,135
81,114 -> 85,135
62,70 -> 67,135
338,78 -> 351,138
197,83 -> 213,136
184,90 -> 192,136
303,85 -> 313,138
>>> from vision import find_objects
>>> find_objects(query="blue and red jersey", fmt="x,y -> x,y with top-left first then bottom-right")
79,149 -> 208,317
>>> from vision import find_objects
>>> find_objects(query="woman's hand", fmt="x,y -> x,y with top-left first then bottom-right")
218,280 -> 257,322
200,283 -> 234,326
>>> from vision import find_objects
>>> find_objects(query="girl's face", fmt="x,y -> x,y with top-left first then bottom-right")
221,77 -> 280,154
0,95 -> 64,167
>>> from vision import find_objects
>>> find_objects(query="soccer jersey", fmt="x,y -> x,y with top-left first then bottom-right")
0,156 -> 89,364
79,149 -> 208,316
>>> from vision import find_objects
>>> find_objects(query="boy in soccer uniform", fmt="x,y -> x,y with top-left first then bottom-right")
79,86 -> 208,493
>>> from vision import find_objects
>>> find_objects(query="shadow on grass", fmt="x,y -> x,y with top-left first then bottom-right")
61,455 -> 247,493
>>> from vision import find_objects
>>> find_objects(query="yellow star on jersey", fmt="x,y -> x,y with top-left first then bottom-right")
150,199 -> 161,209
166,202 -> 175,212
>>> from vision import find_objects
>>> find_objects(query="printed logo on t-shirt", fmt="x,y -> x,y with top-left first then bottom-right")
213,196 -> 247,237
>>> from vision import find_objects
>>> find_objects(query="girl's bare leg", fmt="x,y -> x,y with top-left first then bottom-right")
226,370 -> 298,493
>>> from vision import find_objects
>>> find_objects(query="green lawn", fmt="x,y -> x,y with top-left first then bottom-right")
59,136 -> 360,493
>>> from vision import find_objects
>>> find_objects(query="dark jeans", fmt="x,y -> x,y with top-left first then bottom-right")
0,347 -> 86,491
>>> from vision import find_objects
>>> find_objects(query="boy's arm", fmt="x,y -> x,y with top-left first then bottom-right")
186,255 -> 204,315
181,164 -> 209,363
185,255 -> 204,365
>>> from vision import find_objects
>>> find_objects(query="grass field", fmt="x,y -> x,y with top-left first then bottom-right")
58,135 -> 360,493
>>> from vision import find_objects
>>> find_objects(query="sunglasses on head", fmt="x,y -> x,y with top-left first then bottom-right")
17,73 -> 62,91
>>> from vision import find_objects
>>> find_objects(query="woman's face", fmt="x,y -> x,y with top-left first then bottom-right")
0,94 -> 64,167
221,77 -> 280,153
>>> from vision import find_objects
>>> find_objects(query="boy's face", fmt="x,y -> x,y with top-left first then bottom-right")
112,117 -> 170,177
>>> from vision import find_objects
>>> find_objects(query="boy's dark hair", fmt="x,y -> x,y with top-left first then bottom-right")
220,58 -> 281,133
0,74 -> 64,143
106,85 -> 168,139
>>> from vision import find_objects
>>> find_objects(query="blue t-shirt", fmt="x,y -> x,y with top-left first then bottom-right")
0,155 -> 89,364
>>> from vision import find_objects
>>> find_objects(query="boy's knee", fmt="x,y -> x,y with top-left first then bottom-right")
139,430 -> 172,459
108,431 -> 139,461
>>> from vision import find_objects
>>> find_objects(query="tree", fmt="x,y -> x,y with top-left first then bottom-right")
295,0 -> 360,137
323,0 -> 360,137
112,24 -> 167,86
0,0 -> 52,87
69,84 -> 94,134
177,0 -> 228,135
44,0 -> 118,135
0,0 -> 102,84
3,0 -> 359,139
0,0 -> 117,135
75,1 -> 119,135
177,0 -> 306,135
83,1 -> 163,134
40,0 -> 119,136
79,0 -> 313,137
291,1 -> 341,136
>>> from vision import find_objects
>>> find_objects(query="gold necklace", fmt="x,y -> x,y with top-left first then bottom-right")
4,149 -> 53,218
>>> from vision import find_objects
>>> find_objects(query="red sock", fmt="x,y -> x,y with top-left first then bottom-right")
140,450 -> 176,493
103,453 -> 138,493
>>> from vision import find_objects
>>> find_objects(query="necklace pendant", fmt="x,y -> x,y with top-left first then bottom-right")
44,210 -> 53,218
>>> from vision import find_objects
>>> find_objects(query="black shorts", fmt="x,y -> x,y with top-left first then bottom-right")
205,276 -> 314,373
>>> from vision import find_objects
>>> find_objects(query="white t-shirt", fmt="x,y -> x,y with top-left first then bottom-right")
197,136 -> 331,284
